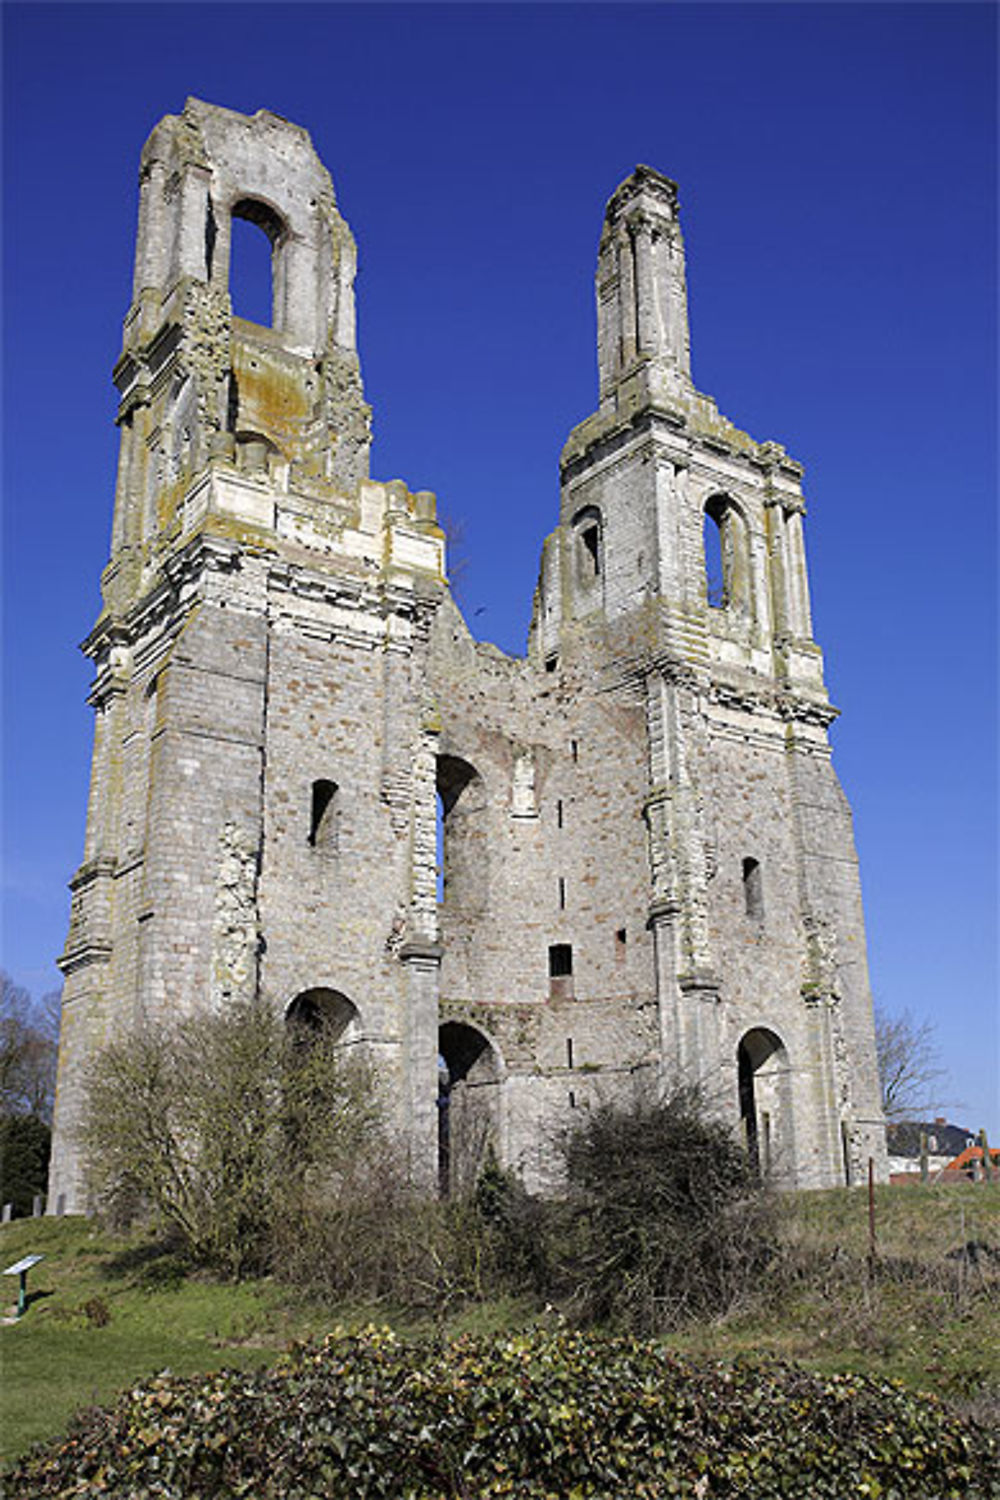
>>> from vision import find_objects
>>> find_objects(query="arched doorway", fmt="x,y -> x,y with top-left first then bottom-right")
737,1027 -> 793,1181
438,1021 -> 500,1197
286,988 -> 359,1044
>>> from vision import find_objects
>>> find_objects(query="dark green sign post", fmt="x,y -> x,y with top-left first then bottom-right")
3,1254 -> 44,1318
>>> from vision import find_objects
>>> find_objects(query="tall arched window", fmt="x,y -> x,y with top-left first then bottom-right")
436,754 -> 488,912
703,494 -> 751,614
742,857 -> 764,922
737,1027 -> 793,1181
703,500 -> 727,607
308,779 -> 340,854
230,198 -> 285,328
571,505 -> 604,599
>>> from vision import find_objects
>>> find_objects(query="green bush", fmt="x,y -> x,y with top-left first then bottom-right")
9,1328 -> 997,1498
274,1154 -> 536,1320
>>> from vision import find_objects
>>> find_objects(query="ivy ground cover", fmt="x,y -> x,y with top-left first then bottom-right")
9,1327 -> 998,1498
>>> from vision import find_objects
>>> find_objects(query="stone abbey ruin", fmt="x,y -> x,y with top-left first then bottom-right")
48,99 -> 886,1212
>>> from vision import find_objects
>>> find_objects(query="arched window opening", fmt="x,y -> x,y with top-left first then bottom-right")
581,523 -> 601,576
286,987 -> 359,1046
308,779 -> 339,854
436,754 -> 488,912
703,494 -> 751,615
742,857 -> 763,922
737,1027 -> 792,1181
438,1021 -> 500,1197
230,198 -> 284,328
572,505 -> 604,592
703,500 -> 727,607
234,429 -> 279,476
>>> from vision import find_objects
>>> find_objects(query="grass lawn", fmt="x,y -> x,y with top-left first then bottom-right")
0,1217 -> 335,1463
2,1182 -> 998,1468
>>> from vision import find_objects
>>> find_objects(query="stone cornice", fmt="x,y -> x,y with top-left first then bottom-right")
398,940 -> 443,966
58,939 -> 113,976
678,971 -> 721,996
775,691 -> 839,728
561,395 -> 804,493
68,855 -> 118,890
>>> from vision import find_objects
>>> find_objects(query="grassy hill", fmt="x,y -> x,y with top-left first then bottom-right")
1,1181 -> 997,1468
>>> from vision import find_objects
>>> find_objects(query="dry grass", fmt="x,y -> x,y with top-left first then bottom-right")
668,1180 -> 1000,1420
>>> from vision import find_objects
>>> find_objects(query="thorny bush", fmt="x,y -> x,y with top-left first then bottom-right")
544,1088 -> 776,1332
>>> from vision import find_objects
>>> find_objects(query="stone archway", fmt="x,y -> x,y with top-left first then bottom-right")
737,1026 -> 794,1182
438,1020 -> 501,1197
286,987 -> 359,1044
436,755 -> 489,913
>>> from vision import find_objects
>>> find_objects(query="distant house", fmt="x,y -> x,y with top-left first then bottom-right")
886,1118 -> 981,1184
942,1143 -> 1000,1181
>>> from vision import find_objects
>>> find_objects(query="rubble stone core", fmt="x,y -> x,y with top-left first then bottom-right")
48,101 -> 886,1211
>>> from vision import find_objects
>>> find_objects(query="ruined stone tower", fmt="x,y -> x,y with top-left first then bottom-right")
48,102 -> 886,1212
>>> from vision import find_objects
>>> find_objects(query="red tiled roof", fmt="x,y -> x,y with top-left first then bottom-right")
943,1144 -> 1000,1173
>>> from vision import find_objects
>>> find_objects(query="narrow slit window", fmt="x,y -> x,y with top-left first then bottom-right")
742,856 -> 763,921
549,943 -> 573,977
703,503 -> 726,607
615,927 -> 627,960
566,1037 -> 574,1069
571,739 -> 579,763
556,799 -> 564,829
309,779 -> 339,852
558,877 -> 566,910
436,789 -> 445,901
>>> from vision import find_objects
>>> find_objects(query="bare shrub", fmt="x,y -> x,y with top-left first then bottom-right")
275,1164 -> 515,1321
80,1000 -> 385,1279
543,1086 -> 775,1332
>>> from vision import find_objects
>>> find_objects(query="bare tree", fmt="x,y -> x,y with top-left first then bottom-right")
439,509 -> 470,600
81,998 -> 387,1277
875,1004 -> 949,1123
0,970 -> 59,1123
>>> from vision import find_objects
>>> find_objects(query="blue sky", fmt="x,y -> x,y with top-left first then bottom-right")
3,3 -> 997,1134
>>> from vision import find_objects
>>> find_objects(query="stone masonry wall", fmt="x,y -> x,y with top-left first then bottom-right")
48,103 -> 886,1213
